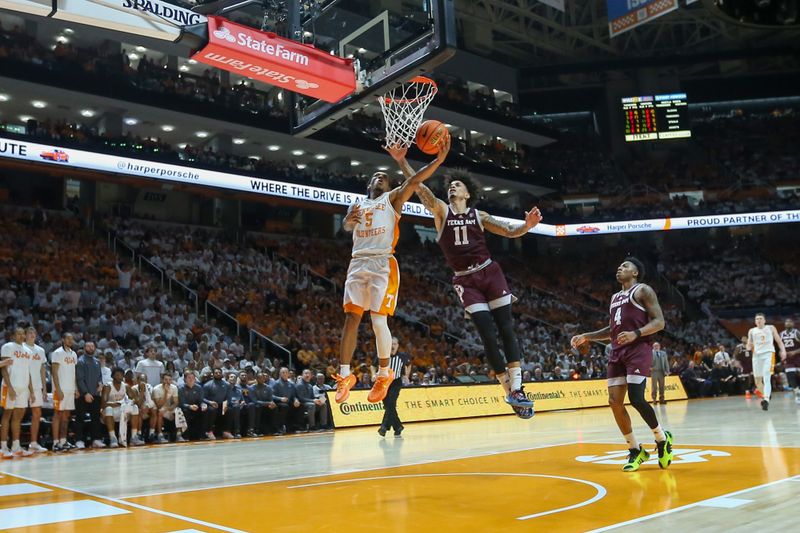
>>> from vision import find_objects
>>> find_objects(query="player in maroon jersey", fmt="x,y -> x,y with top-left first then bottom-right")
571,258 -> 674,472
394,163 -> 541,418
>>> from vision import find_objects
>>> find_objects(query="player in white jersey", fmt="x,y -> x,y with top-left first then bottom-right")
747,313 -> 787,411
780,318 -> 800,403
1,327 -> 33,457
101,367 -> 142,447
334,139 -> 450,405
51,332 -> 79,452
23,327 -> 48,453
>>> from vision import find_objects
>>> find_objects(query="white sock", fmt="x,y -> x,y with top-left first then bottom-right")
58,438 -> 66,445
371,314 -> 392,361
377,364 -> 389,378
623,432 -> 639,450
339,364 -> 351,378
652,424 -> 666,442
108,431 -> 116,439
1,442 -> 8,451
131,430 -> 138,438
12,440 -> 20,450
508,367 -> 522,391
498,373 -> 511,395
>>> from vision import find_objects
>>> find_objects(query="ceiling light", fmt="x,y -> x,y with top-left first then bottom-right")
136,46 -> 146,53
128,53 -> 139,60
291,149 -> 304,156
303,31 -> 313,37
188,59 -> 197,65
55,35 -> 69,44
498,189 -> 510,194
179,65 -> 189,72
296,163 -> 307,169
249,155 -> 261,160
267,145 -> 281,151
178,143 -> 187,149
377,166 -> 389,171
19,115 -> 33,122
482,186 -> 494,191
350,160 -> 361,166
357,47 -> 367,54
470,130 -> 479,135
396,170 -> 404,175
314,154 -> 327,160
161,125 -> 175,132
124,118 -> 139,125
277,92 -> 283,102
195,131 -> 209,138
233,138 -> 246,145
63,28 -> 74,35
31,100 -> 47,109
0,94 -> 9,102
80,109 -> 95,117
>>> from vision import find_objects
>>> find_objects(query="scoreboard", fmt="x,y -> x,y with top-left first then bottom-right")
622,93 -> 691,142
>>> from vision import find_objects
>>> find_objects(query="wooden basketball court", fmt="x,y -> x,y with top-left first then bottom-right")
0,395 -> 798,532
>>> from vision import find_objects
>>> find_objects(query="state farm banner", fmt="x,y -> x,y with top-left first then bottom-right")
1,136 -> 799,236
192,16 -> 357,103
607,0 -> 679,37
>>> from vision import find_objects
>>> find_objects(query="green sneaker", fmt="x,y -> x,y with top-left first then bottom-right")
622,447 -> 650,472
656,431 -> 674,469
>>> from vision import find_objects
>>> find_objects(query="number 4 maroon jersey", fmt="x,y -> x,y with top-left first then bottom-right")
609,283 -> 650,355
437,206 -> 492,273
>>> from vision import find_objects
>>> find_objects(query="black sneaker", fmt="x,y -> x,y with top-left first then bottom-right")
52,443 -> 64,453
394,425 -> 404,437
622,447 -> 650,472
761,399 -> 769,411
378,427 -> 387,437
246,430 -> 258,438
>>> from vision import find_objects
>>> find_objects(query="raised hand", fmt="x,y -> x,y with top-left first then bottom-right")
384,143 -> 408,161
435,134 -> 451,164
524,207 -> 543,229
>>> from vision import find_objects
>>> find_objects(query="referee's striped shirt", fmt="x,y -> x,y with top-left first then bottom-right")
389,352 -> 410,381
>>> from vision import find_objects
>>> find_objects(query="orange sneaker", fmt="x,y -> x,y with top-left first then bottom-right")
333,373 -> 357,403
368,370 -> 395,403
745,390 -> 752,399
753,389 -> 763,399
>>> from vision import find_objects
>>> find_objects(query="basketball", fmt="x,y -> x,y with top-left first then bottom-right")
416,120 -> 450,154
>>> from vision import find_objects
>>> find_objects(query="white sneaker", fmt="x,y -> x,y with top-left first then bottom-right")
130,435 -> 145,446
12,446 -> 33,457
28,442 -> 47,453
74,440 -> 86,450
1,448 -> 13,459
794,389 -> 800,404
92,439 -> 107,448
109,437 -> 119,448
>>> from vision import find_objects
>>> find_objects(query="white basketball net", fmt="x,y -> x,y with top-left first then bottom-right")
378,76 -> 438,148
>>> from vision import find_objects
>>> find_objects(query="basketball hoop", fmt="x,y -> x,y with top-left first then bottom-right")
378,76 -> 438,148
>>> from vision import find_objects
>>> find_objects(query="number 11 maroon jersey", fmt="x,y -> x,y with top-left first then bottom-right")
437,207 -> 492,272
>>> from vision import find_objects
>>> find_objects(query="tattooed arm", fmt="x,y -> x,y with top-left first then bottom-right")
478,207 -> 542,238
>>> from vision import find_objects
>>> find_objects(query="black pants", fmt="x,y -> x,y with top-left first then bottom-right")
274,403 -> 302,432
248,404 -> 276,434
206,406 -> 229,436
183,407 -> 208,440
74,394 -> 102,443
380,379 -> 403,432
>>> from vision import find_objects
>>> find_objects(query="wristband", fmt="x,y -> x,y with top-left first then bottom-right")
634,329 -> 642,339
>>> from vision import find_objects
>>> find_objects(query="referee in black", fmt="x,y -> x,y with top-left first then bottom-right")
379,337 -> 411,437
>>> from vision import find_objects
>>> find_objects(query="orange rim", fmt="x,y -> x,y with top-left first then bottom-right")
381,76 -> 438,105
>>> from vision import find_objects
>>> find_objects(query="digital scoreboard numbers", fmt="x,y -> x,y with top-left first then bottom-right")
622,96 -> 658,141
622,93 -> 691,142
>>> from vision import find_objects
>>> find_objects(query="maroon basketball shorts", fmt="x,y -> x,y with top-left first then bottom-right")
452,261 -> 514,314
607,343 -> 653,386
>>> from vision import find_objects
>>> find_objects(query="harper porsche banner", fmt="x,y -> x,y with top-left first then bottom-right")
192,16 -> 357,103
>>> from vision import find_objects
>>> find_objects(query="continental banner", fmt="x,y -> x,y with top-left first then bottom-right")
328,375 -> 687,428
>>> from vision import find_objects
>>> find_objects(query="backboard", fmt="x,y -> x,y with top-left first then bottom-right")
288,0 -> 456,137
